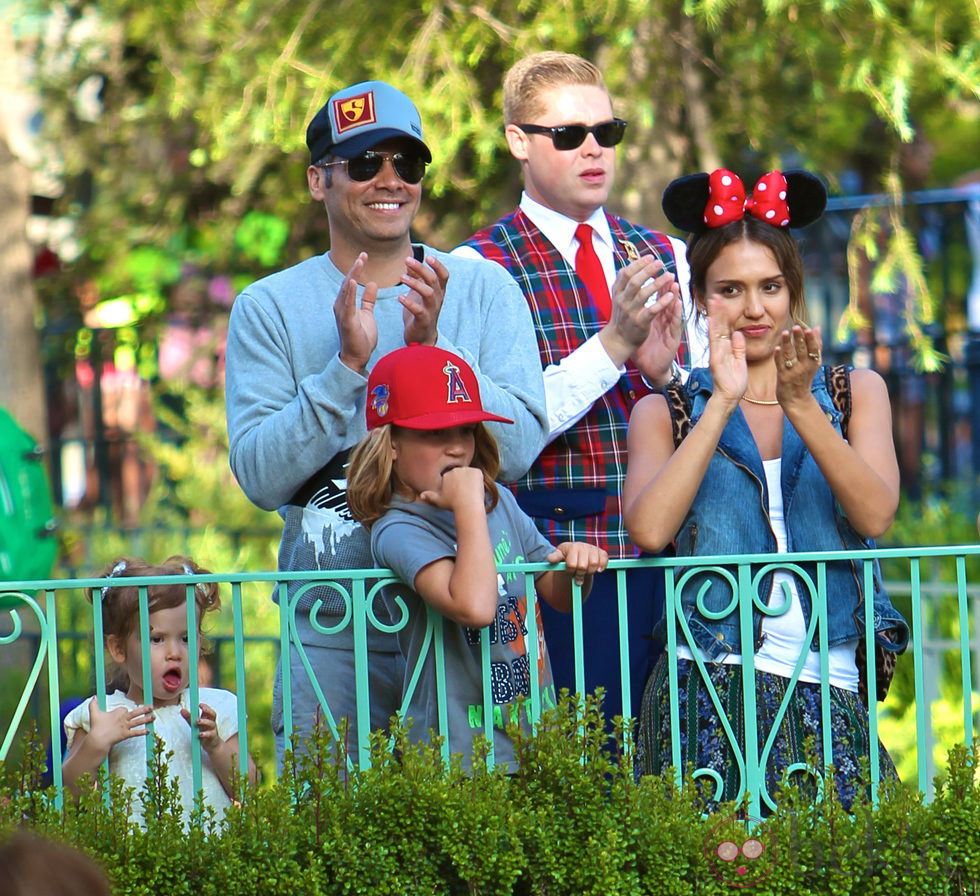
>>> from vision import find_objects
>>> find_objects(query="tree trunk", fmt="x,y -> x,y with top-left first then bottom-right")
598,6 -> 722,233
0,26 -> 47,446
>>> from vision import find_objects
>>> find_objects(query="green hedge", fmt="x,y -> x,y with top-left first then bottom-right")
2,699 -> 979,895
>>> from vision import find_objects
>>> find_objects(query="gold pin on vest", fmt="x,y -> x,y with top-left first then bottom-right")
618,239 -> 640,262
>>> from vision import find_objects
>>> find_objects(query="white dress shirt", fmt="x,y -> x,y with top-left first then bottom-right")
453,191 -> 707,441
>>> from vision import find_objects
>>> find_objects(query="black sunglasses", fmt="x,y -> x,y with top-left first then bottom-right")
515,118 -> 628,151
318,150 -> 427,185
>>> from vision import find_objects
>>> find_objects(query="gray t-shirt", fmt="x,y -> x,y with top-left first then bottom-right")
371,488 -> 558,769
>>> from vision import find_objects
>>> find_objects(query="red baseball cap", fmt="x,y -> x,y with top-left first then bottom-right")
366,345 -> 514,431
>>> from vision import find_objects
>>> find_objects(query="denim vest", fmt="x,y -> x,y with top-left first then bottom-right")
670,368 -> 909,659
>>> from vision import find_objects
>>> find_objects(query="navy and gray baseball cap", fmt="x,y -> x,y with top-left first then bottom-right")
306,80 -> 432,164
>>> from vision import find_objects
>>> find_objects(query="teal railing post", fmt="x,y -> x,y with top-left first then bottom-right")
43,590 -> 64,809
351,572 -> 371,771
816,563 -> 833,789
138,585 -> 155,775
955,555 -> 974,744
571,579 -> 586,707
230,582 -> 250,784
665,566 -> 683,792
186,583 -> 203,802
615,566 -> 631,730
524,571 -> 542,732
277,581 -> 293,756
738,561 -> 762,819
911,558 -> 928,793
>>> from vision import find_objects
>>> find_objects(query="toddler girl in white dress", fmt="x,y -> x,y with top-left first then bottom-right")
63,555 -> 257,825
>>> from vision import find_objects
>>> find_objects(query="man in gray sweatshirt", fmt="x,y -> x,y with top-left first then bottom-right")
225,80 -> 548,767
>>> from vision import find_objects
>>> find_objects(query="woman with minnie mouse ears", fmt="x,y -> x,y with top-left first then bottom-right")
623,169 -> 908,811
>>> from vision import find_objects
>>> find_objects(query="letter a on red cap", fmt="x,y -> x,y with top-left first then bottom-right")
444,361 -> 472,405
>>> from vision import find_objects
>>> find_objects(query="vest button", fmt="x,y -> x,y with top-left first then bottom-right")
554,507 -> 565,515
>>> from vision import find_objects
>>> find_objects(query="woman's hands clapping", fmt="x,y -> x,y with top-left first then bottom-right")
774,324 -> 823,408
706,298 -> 747,407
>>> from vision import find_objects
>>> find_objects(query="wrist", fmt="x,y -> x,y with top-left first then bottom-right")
645,361 -> 680,388
597,326 -> 632,368
706,391 -> 740,417
338,351 -> 368,376
203,737 -> 228,758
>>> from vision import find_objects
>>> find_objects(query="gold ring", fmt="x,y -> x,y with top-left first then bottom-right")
808,352 -> 820,360
784,358 -> 796,369
717,334 -> 731,340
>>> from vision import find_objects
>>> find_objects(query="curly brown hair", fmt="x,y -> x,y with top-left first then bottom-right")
88,555 -> 220,691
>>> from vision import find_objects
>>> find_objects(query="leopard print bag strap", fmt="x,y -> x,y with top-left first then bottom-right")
824,364 -> 852,439
663,379 -> 692,449
825,363 -> 902,702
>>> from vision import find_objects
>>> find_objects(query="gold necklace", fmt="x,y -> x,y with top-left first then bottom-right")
741,395 -> 779,406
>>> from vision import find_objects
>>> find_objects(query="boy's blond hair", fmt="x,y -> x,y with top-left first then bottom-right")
347,424 -> 502,529
503,51 -> 607,126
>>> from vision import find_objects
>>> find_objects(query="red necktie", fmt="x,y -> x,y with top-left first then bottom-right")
574,223 -> 611,319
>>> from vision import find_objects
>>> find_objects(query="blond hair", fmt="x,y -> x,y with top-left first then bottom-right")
347,424 -> 502,529
503,51 -> 607,125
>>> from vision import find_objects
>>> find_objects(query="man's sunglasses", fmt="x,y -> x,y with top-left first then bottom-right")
515,118 -> 628,151
318,150 -> 427,185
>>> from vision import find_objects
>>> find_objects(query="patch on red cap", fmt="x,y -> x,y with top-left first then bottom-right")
369,383 -> 390,420
333,91 -> 377,134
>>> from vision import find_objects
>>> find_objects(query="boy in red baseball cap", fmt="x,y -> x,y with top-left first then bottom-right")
347,344 -> 607,768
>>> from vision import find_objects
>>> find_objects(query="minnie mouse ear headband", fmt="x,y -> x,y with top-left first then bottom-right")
661,168 -> 827,234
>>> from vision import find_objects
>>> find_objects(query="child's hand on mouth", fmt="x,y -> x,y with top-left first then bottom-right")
420,466 -> 484,512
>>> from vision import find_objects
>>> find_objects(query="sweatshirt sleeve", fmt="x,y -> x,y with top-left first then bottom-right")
225,289 -> 366,511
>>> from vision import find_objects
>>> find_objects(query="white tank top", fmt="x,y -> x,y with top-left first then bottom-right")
676,458 -> 858,692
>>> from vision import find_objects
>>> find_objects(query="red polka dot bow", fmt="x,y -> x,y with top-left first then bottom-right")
703,169 -> 791,228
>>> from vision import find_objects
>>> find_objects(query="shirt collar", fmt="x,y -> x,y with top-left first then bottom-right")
518,191 -> 614,262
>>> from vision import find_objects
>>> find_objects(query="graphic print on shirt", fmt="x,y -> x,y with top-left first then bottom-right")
465,526 -> 555,729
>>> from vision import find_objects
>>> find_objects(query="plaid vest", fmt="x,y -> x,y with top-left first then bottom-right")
461,209 -> 690,556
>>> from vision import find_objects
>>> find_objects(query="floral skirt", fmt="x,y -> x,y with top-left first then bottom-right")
635,656 -> 897,810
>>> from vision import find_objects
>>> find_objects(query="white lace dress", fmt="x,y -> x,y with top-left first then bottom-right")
64,687 -> 239,826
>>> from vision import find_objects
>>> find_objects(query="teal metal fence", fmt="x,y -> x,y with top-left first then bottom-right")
2,544 -> 978,817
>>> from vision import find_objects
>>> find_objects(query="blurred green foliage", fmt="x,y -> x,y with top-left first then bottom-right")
18,0 -> 979,296
876,497 -> 980,789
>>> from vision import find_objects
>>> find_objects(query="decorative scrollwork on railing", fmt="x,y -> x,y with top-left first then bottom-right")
668,560 -> 836,811
0,591 -> 49,761
365,578 -> 409,635
279,574 -> 413,764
